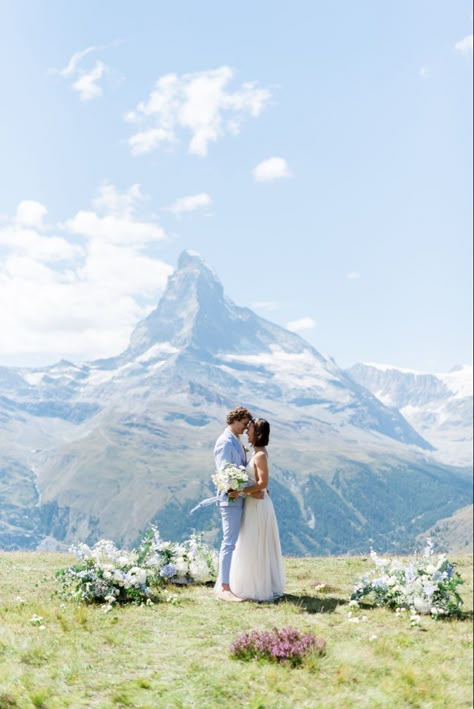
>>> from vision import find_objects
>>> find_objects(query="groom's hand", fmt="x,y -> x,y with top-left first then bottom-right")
250,491 -> 265,500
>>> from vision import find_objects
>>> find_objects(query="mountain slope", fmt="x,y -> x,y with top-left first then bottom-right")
0,251 -> 471,553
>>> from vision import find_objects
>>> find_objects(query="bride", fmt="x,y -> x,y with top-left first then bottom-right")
228,418 -> 285,602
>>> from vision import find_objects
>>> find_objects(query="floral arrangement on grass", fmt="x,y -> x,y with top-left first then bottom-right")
137,527 -> 218,585
56,527 -> 218,606
351,539 -> 464,618
230,627 -> 326,667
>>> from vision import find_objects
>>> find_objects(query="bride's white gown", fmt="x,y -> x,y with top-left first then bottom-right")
230,455 -> 285,601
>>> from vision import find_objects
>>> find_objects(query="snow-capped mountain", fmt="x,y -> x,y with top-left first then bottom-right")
0,251 -> 471,554
347,363 -> 473,467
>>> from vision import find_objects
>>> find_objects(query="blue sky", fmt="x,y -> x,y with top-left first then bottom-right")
0,0 -> 472,371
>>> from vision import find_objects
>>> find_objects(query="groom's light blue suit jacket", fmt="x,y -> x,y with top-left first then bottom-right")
214,428 -> 247,508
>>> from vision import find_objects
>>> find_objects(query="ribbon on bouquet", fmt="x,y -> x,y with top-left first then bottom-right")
189,495 -> 219,515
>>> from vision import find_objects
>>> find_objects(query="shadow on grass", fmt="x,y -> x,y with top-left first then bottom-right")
279,593 -> 346,614
441,609 -> 474,622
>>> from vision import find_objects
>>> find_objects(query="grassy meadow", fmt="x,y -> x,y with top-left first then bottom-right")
0,552 -> 472,709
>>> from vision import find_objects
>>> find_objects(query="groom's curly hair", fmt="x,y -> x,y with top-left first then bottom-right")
226,406 -> 253,424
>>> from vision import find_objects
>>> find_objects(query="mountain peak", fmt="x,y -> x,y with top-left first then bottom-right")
125,250 -> 225,358
124,250 -> 317,361
177,249 -> 206,269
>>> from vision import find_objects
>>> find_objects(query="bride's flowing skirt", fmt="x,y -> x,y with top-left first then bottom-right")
230,493 -> 285,602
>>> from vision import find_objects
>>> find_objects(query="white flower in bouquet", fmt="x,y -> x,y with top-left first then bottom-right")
189,559 -> 212,583
175,556 -> 189,577
413,596 -> 431,614
128,567 -> 147,587
212,463 -> 249,500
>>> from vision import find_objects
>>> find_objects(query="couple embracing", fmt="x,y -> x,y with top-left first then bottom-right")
214,406 -> 285,602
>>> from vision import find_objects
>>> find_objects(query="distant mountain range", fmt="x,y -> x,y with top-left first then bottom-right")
347,362 -> 472,467
0,250 -> 472,554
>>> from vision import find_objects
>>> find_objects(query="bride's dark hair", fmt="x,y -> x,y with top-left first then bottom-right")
253,418 -> 270,447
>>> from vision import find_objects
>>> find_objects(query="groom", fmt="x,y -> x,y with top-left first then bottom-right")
214,406 -> 257,602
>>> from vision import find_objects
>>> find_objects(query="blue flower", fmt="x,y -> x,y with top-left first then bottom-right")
159,563 -> 177,579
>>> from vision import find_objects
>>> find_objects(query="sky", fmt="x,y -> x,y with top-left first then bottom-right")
0,0 -> 472,373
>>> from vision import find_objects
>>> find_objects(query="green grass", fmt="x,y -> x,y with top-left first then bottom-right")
0,553 -> 472,708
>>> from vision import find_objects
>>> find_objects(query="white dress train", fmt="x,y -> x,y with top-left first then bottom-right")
229,455 -> 285,601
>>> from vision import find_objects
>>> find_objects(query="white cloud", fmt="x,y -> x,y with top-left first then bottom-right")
125,66 -> 271,157
0,225 -> 81,264
64,211 -> 165,244
92,182 -> 145,217
251,301 -> 278,311
455,34 -> 473,53
419,66 -> 429,79
252,157 -> 291,182
0,185 -> 173,363
16,200 -> 48,228
64,182 -> 166,244
285,317 -> 316,332
128,128 -> 174,156
55,46 -> 100,77
72,61 -> 107,101
166,193 -> 212,217
346,271 -> 361,280
52,46 -> 109,101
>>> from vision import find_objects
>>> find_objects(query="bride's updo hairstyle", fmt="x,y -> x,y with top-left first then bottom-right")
253,418 -> 270,447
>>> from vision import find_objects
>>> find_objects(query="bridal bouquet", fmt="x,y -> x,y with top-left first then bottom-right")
212,463 -> 249,501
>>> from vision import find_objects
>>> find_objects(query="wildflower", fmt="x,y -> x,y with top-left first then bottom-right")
230,627 -> 325,667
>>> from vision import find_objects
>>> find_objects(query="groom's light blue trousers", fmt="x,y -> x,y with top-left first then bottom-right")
219,503 -> 243,585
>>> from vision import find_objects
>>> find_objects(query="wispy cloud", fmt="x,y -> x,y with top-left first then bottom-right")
0,185 -> 172,362
251,301 -> 278,311
346,271 -> 361,280
165,193 -> 212,217
286,317 -> 316,332
419,66 -> 429,79
51,44 -> 114,101
455,34 -> 473,54
56,46 -> 99,77
125,66 -> 271,157
252,157 -> 291,182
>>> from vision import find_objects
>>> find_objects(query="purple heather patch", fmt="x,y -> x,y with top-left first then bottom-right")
230,626 -> 326,667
